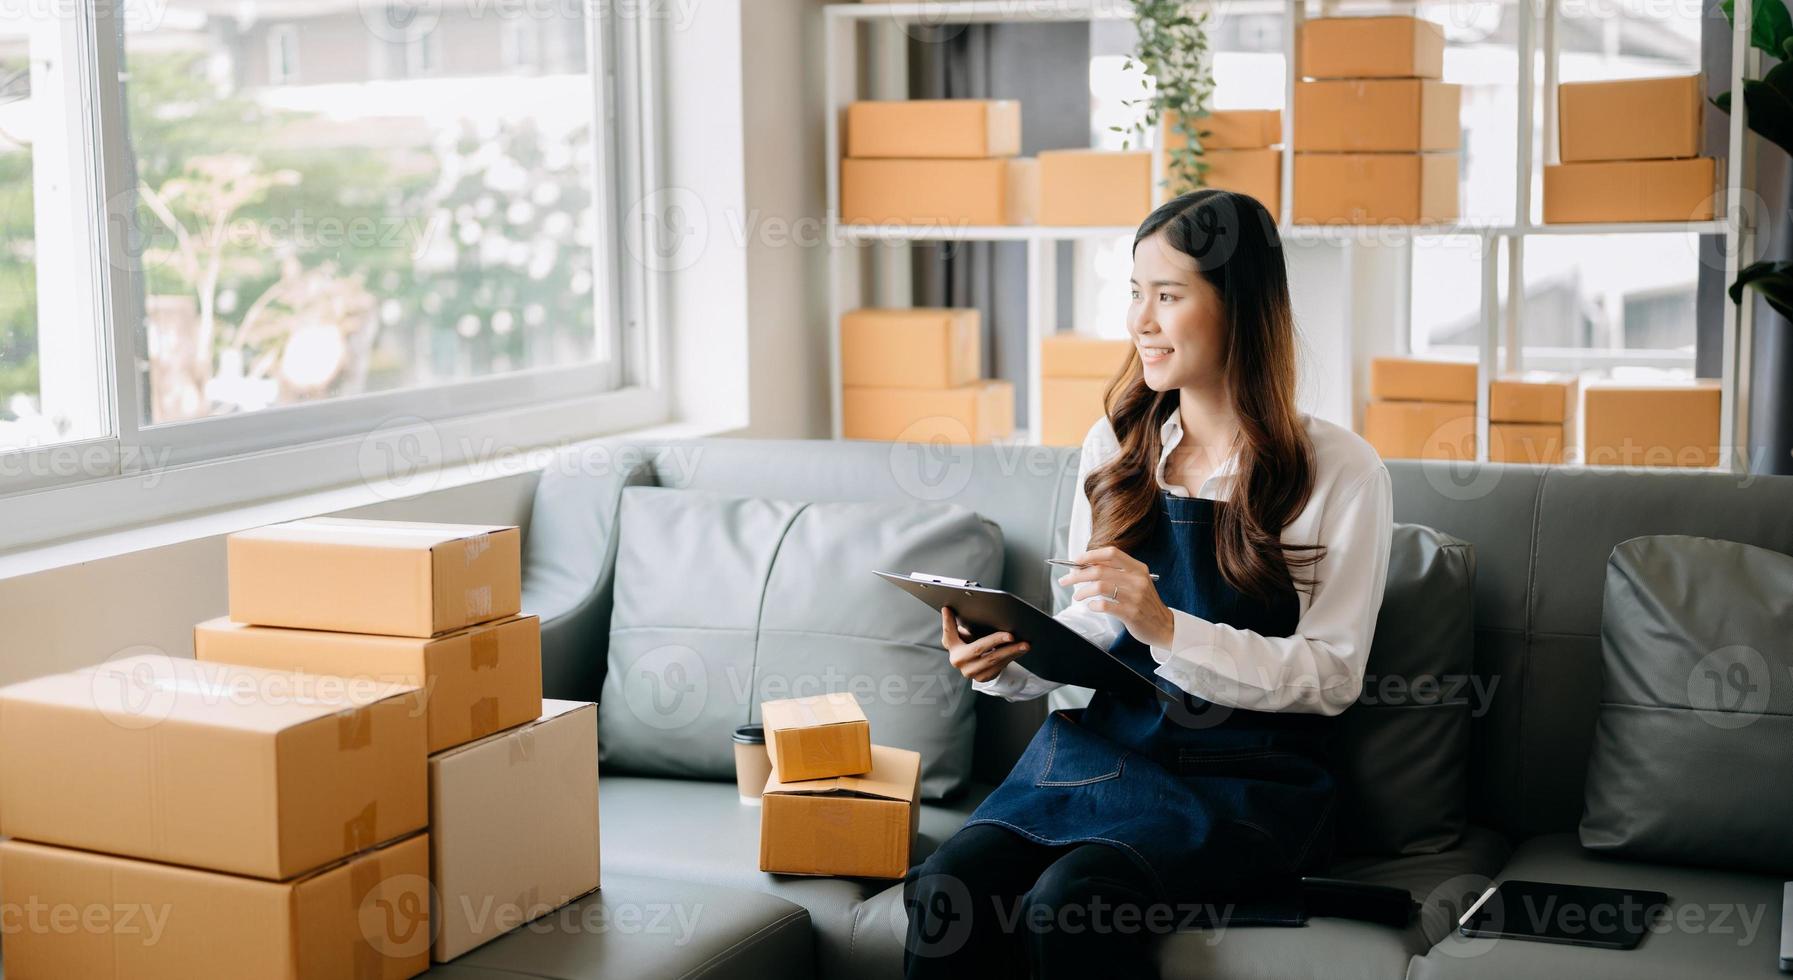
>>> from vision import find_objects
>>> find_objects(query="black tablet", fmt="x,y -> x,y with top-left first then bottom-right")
1457,879 -> 1670,950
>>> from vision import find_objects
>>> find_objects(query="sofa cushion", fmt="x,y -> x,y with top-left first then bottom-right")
599,486 -> 1003,799
1580,535 -> 1793,875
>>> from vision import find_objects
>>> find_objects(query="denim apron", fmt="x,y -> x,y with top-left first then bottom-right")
961,491 -> 1337,922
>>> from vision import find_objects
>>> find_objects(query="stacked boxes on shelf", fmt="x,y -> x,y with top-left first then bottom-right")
1544,75 -> 1716,223
1293,16 -> 1460,225
1040,333 -> 1133,447
1039,148 -> 1153,226
1161,109 -> 1284,214
1582,381 -> 1722,468
1489,377 -> 1578,464
840,100 -> 1036,226
840,307 -> 1014,443
1361,357 -> 1478,460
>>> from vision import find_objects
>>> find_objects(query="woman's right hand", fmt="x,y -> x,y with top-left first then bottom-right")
941,606 -> 1030,683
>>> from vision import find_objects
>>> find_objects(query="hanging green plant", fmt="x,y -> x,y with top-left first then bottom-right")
1115,0 -> 1217,195
1715,0 -> 1793,317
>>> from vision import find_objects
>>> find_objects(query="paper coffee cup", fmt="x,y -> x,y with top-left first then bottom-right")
733,724 -> 771,805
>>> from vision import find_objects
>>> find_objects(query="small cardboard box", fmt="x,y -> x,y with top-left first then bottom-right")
760,744 -> 921,879
0,834 -> 431,980
1042,377 -> 1111,447
0,653 -> 426,880
428,700 -> 600,962
1294,79 -> 1460,152
1039,150 -> 1153,227
1362,400 -> 1477,461
1583,382 -> 1721,468
846,99 -> 1021,158
1190,147 -> 1282,215
842,380 -> 1014,443
1370,357 -> 1478,403
1489,422 -> 1571,465
1542,157 -> 1717,224
194,614 -> 544,754
228,518 -> 522,638
1162,109 -> 1282,150
1007,156 -> 1040,225
1041,333 -> 1133,379
761,692 -> 873,782
1558,75 -> 1702,163
1490,377 -> 1577,424
1293,152 -> 1459,225
1298,16 -> 1445,80
841,158 -> 1022,226
841,308 -> 981,389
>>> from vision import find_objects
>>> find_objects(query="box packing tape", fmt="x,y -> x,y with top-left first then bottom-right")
339,708 -> 374,750
465,586 -> 493,621
470,630 -> 501,670
462,532 -> 492,565
470,697 -> 500,739
508,726 -> 537,766
343,801 -> 379,852
350,857 -> 389,980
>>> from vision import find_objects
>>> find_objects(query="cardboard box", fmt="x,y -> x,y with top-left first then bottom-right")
1583,382 -> 1721,468
841,158 -> 1024,226
1298,16 -> 1446,79
1162,109 -> 1282,150
846,99 -> 1021,158
842,380 -> 1014,443
1039,150 -> 1153,227
228,519 -> 521,638
1490,377 -> 1577,424
1489,422 -> 1570,465
761,692 -> 872,782
1362,400 -> 1477,461
1542,157 -> 1717,223
1191,147 -> 1282,215
1006,156 -> 1040,225
1370,357 -> 1477,403
1294,152 -> 1459,225
760,744 -> 921,879
1558,75 -> 1702,163
194,614 -> 543,754
0,834 -> 430,980
841,308 -> 980,389
1042,377 -> 1111,447
1041,333 -> 1133,379
1294,79 -> 1460,152
428,700 -> 599,961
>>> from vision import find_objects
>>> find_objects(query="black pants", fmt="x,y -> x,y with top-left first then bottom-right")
902,823 -> 1175,979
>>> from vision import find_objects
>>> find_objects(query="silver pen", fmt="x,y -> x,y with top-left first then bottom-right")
1045,558 -> 1160,581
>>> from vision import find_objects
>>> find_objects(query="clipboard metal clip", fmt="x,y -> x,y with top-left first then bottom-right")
908,571 -> 980,589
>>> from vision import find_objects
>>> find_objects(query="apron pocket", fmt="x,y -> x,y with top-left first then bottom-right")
1033,711 -> 1130,787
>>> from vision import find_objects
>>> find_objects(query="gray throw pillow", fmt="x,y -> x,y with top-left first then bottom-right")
599,486 -> 1003,800
1580,535 -> 1793,873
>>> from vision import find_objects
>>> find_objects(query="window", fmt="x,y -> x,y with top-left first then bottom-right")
268,24 -> 299,85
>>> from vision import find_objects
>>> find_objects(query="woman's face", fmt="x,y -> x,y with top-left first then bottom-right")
1127,230 -> 1226,392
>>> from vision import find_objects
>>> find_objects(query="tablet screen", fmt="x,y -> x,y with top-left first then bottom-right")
1458,879 -> 1670,950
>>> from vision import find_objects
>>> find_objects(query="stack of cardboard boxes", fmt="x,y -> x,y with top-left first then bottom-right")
1293,16 -> 1460,225
840,307 -> 1014,443
757,692 -> 922,880
1361,357 -> 1478,461
1161,109 -> 1284,214
1040,332 -> 1133,446
840,100 -> 1037,226
1489,377 -> 1578,465
1544,75 -> 1715,223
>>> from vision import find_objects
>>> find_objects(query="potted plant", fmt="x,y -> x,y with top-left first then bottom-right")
1117,0 -> 1217,195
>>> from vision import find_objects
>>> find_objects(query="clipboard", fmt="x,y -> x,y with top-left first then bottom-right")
873,570 -> 1189,704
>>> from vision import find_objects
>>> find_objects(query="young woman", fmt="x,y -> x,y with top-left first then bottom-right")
903,189 -> 1394,978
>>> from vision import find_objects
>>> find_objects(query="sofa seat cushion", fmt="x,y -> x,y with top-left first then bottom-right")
1409,832 -> 1787,979
420,873 -> 813,980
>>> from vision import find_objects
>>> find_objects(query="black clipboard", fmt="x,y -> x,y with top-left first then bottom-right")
873,570 -> 1188,703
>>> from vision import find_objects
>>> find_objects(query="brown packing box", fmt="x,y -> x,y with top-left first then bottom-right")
760,744 -> 921,879
1294,79 -> 1460,152
1042,377 -> 1111,447
841,158 -> 1031,226
228,518 -> 522,637
1558,75 -> 1702,163
1490,377 -> 1577,424
1583,382 -> 1722,468
1040,333 -> 1132,379
1190,148 -> 1282,215
1543,158 -> 1717,224
428,700 -> 600,961
846,99 -> 1021,158
842,380 -> 1014,443
1161,109 -> 1282,150
1370,357 -> 1477,403
1298,16 -> 1446,79
193,614 -> 544,754
1362,400 -> 1477,461
841,308 -> 980,389
1038,150 -> 1153,227
1489,423 -> 1571,465
1007,156 -> 1040,225
0,653 -> 426,879
760,692 -> 873,782
1294,153 -> 1459,225
0,834 -> 431,980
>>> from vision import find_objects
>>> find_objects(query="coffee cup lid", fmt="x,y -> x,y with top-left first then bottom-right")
732,724 -> 765,744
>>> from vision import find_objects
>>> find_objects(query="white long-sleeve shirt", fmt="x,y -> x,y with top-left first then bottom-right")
971,410 -> 1394,716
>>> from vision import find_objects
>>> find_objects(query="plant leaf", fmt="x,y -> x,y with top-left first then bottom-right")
1713,90 -> 1732,114
1721,0 -> 1793,58
1739,59 -> 1793,157
1731,261 -> 1793,321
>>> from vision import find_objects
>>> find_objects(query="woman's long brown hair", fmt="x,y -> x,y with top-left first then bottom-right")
1085,189 -> 1322,601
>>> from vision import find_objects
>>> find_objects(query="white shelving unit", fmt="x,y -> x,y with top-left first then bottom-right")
822,0 -> 1757,471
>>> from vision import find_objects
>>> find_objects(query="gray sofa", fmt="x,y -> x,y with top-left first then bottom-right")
427,437 -> 1793,980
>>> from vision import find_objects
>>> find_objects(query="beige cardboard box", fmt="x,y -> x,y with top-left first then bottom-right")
1558,75 -> 1702,163
1162,109 -> 1282,150
846,99 -> 1021,158
841,308 -> 980,389
1583,382 -> 1722,468
1041,333 -> 1133,379
1007,156 -> 1040,225
1190,148 -> 1282,215
841,158 -> 1019,226
1490,377 -> 1577,424
761,692 -> 873,782
1294,153 -> 1459,225
1039,150 -> 1153,227
0,834 -> 431,980
428,700 -> 600,961
228,519 -> 521,638
1294,79 -> 1460,152
1370,357 -> 1478,403
760,744 -> 921,879
1543,158 -> 1717,223
0,653 -> 426,880
842,380 -> 1014,443
1489,422 -> 1571,465
1042,377 -> 1111,447
1298,16 -> 1446,79
1362,400 -> 1477,461
194,614 -> 543,754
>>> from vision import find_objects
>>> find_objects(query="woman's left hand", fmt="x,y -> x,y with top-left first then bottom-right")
1057,546 -> 1176,649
